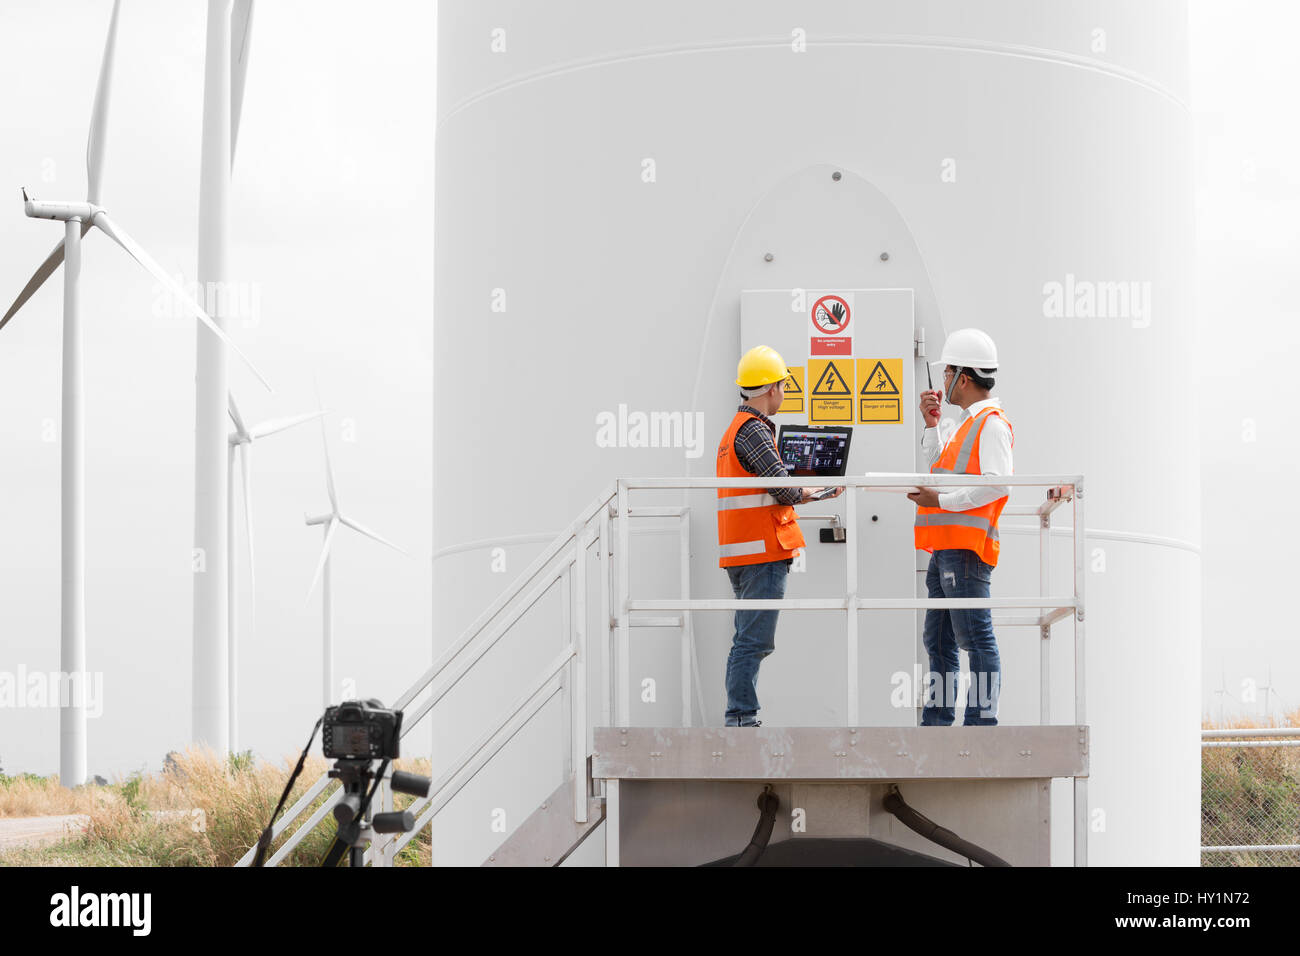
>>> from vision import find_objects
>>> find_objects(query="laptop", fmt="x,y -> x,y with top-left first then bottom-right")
777,425 -> 853,479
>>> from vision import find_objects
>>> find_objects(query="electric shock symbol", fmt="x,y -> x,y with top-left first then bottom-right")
811,361 -> 851,396
859,360 -> 899,396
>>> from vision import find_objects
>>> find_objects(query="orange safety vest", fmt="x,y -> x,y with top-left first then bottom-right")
914,406 -> 1015,567
716,410 -> 805,568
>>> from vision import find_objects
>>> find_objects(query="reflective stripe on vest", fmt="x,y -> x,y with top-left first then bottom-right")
913,510 -> 1001,541
913,407 -> 1013,567
716,410 -> 806,568
929,415 -> 984,476
718,492 -> 781,511
719,539 -> 768,559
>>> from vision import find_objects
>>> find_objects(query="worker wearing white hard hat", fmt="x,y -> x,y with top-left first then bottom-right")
908,328 -> 1014,726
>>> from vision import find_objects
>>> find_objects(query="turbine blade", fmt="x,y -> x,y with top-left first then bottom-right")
228,392 -> 248,436
313,382 -> 338,511
241,443 -> 255,604
340,515 -> 408,557
92,212 -> 272,392
249,410 -> 325,440
305,516 -> 339,603
0,223 -> 89,332
231,0 -> 255,165
86,0 -> 122,205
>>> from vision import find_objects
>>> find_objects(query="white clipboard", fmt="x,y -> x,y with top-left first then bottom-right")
862,472 -> 926,494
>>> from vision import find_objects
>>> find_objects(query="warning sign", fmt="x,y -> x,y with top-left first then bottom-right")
811,295 -> 851,335
856,358 -> 904,424
859,398 -> 901,423
809,358 -> 853,424
810,294 -> 852,356
778,366 -> 804,415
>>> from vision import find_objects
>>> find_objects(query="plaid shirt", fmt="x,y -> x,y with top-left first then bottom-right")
731,405 -> 803,505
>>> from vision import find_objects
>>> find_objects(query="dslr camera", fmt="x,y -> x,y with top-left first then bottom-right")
322,698 -> 402,760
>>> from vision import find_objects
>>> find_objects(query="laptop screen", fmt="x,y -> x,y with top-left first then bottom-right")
777,426 -> 853,478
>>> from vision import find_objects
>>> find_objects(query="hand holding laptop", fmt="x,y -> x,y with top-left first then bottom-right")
802,486 -> 844,502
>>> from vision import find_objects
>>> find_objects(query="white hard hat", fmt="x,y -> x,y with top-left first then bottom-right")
936,328 -> 998,372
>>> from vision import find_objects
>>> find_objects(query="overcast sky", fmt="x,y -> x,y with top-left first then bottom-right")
0,1 -> 1293,778
0,0 -> 435,776
1189,0 -> 1300,723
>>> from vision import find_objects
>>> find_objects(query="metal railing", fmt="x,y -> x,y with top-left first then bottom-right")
236,480 -> 628,866
239,472 -> 1087,866
1202,727 -> 1300,866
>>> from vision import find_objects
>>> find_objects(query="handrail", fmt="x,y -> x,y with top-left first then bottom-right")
612,472 -> 1088,867
626,474 -> 1082,488
242,471 -> 1089,867
393,644 -> 576,853
237,484 -> 618,867
396,481 -> 617,711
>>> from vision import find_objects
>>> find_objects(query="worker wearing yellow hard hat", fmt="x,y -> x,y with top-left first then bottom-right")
734,344 -> 789,390
714,345 -> 842,728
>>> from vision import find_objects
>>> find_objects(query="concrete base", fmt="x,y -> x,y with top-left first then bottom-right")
595,727 -> 1086,866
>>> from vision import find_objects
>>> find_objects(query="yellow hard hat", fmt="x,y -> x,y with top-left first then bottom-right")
736,345 -> 791,388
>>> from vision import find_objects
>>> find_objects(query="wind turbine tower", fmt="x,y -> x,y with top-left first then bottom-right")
192,0 -> 254,751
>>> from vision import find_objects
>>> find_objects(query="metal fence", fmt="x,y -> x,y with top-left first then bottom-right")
1202,728 -> 1300,866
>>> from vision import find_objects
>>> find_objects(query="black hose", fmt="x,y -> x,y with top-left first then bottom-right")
732,786 -> 780,867
882,786 -> 1011,867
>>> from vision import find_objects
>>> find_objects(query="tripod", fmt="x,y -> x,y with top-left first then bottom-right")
322,759 -> 430,867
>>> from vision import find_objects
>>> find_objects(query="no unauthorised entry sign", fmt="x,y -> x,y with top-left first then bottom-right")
810,294 -> 851,356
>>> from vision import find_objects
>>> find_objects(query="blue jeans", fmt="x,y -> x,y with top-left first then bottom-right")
723,559 -> 789,726
920,548 -> 1001,726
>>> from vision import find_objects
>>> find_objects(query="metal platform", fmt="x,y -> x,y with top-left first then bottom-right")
593,725 -> 1089,781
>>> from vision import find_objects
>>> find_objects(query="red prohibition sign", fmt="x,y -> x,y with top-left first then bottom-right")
811,295 -> 851,335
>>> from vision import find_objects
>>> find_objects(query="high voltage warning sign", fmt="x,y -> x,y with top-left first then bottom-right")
809,358 -> 853,424
778,366 -> 804,415
856,358 -> 903,424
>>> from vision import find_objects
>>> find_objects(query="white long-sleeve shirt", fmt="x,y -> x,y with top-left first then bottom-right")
920,398 -> 1013,512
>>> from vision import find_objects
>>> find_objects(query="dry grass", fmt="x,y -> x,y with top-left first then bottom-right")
1202,707 -> 1300,731
1201,708 -> 1300,867
0,747 -> 433,867
0,774 -> 116,818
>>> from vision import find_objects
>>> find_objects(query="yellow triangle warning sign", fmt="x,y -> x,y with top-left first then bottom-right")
859,360 -> 900,396
778,366 -> 804,415
811,360 -> 851,397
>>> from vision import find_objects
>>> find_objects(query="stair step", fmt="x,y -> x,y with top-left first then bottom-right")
482,775 -> 605,867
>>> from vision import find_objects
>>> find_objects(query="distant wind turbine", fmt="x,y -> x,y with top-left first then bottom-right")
0,0 -> 269,785
1258,666 -> 1275,722
226,394 -> 323,752
304,393 -> 407,709
1213,664 -> 1236,725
